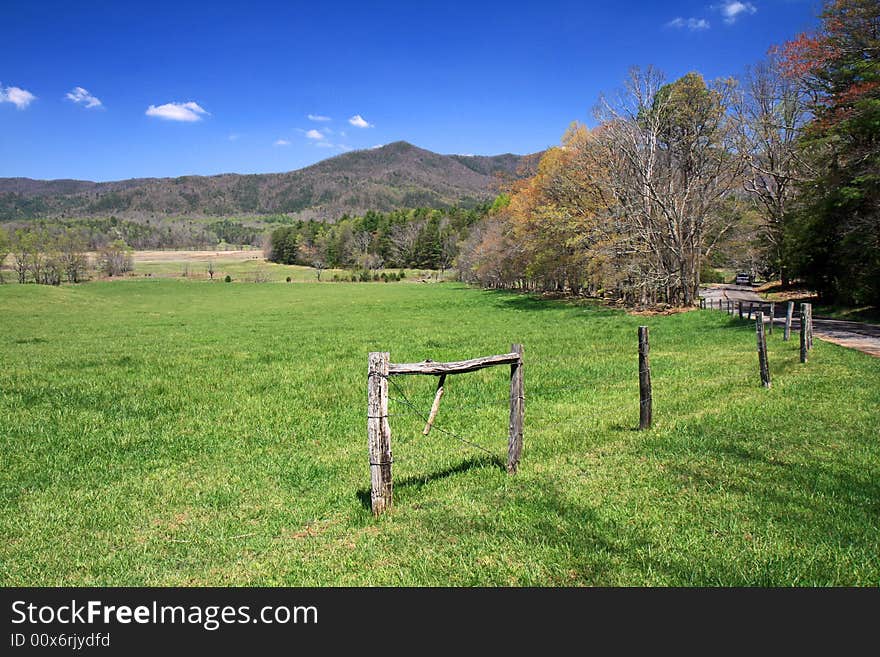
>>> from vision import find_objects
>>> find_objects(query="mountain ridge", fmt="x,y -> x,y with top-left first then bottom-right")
0,141 -> 540,221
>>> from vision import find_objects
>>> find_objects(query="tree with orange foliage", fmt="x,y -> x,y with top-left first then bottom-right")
457,124 -> 611,294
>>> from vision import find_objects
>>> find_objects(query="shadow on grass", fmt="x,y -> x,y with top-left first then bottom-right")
355,454 -> 506,510
477,288 -> 621,318
399,474 -> 661,585
657,429 -> 880,560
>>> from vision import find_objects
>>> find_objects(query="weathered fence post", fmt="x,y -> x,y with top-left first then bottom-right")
507,343 -> 524,474
747,302 -> 754,320
638,326 -> 652,430
768,302 -> 775,335
368,352 -> 393,515
800,304 -> 808,363
738,302 -> 743,319
700,298 -> 705,309
784,301 -> 794,341
806,303 -> 813,351
756,312 -> 771,388
727,300 -> 731,315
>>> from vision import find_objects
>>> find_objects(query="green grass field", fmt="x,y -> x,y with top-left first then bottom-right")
129,252 -> 433,284
1,281 -> 878,585
2,249 -> 438,284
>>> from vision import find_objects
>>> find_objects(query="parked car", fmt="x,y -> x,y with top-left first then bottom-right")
734,272 -> 752,286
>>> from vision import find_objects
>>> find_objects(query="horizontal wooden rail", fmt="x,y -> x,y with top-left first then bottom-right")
388,352 -> 521,376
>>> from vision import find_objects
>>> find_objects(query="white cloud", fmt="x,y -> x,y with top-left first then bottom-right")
274,139 -> 291,146
0,84 -> 37,109
718,1 -> 757,24
66,86 -> 103,108
145,101 -> 209,122
228,133 -> 240,141
666,17 -> 711,31
348,114 -> 373,128
305,129 -> 325,140
369,144 -> 385,150
307,113 -> 331,122
313,141 -> 352,151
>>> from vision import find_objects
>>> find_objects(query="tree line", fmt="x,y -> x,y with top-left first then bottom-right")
0,216 -> 264,285
1,216 -> 264,252
0,225 -> 133,284
457,0 -> 879,307
266,206 -> 488,274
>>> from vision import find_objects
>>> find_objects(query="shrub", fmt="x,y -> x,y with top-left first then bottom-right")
359,270 -> 371,282
373,273 -> 380,282
224,275 -> 232,283
285,276 -> 292,283
700,265 -> 725,284
398,270 -> 406,279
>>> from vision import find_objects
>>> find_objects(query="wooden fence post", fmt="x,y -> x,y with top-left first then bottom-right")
507,344 -> 524,474
800,304 -> 808,363
756,312 -> 771,388
768,302 -> 775,335
368,352 -> 393,515
727,300 -> 731,315
638,326 -> 652,430
784,301 -> 793,341
747,302 -> 754,320
806,303 -> 813,350
738,302 -> 743,319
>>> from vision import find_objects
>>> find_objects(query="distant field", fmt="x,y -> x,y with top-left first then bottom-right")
1,281 -> 878,585
1,249 -> 439,284
130,250 -> 434,283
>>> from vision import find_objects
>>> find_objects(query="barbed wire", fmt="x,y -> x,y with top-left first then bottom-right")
386,376 -> 500,457
376,371 -> 601,464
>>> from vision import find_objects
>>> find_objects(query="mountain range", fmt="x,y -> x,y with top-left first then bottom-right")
0,141 -> 539,222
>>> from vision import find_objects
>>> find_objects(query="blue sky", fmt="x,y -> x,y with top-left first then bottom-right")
1,0 -> 820,181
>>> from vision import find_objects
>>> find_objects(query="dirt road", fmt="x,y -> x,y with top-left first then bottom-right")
700,284 -> 880,358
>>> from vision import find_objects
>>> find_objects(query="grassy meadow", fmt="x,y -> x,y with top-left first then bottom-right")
1,280 -> 878,585
127,250 -> 434,283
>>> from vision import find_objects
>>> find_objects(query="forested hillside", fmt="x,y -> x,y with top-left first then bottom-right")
0,142 -> 537,220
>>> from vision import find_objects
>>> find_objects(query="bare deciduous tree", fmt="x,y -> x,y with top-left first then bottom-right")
595,67 -> 743,305
387,221 -> 423,267
299,244 -> 327,280
734,56 -> 812,285
0,227 -> 9,284
353,230 -> 372,255
11,230 -> 34,284
97,239 -> 134,277
58,229 -> 89,283
356,252 -> 383,271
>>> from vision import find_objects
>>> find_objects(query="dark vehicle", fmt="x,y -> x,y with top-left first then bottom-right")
734,272 -> 752,286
